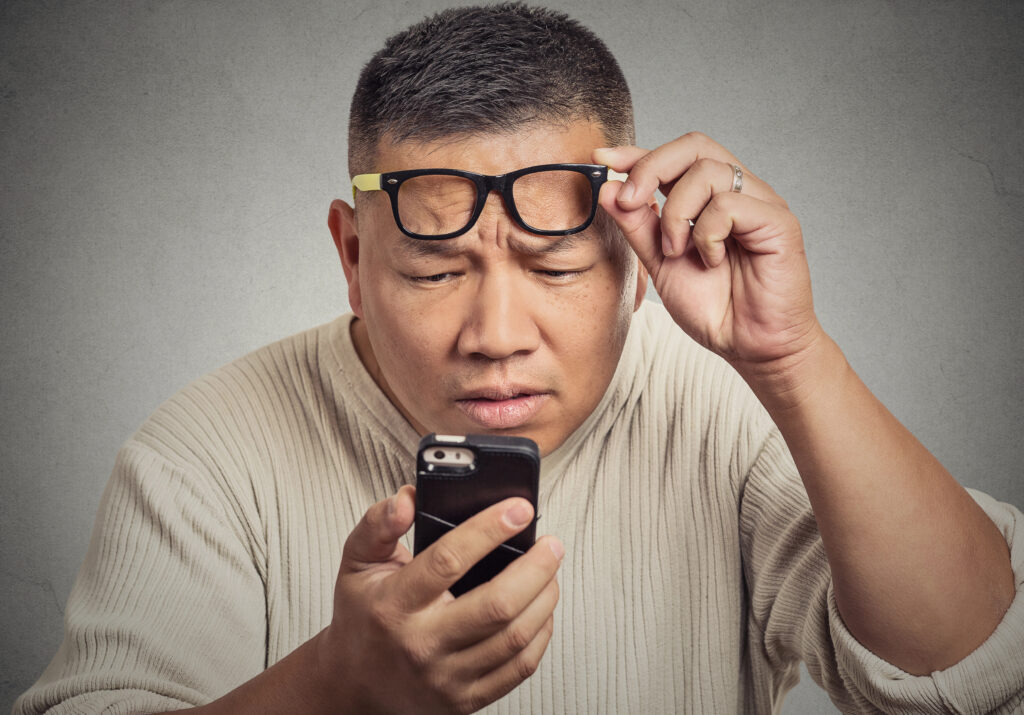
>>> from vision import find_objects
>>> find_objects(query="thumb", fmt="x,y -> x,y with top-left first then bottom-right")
592,145 -> 649,173
598,181 -> 665,278
342,484 -> 416,570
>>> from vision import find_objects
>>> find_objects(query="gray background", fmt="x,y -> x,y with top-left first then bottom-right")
2,0 -> 1021,712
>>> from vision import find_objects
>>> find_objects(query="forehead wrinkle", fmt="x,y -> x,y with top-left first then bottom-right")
395,233 -> 467,258
393,229 -> 594,260
507,233 -> 590,257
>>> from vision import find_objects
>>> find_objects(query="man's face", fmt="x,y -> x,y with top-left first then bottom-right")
333,121 -> 645,457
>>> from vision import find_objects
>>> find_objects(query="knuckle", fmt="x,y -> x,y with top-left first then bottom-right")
694,233 -> 715,252
683,130 -> 710,146
401,634 -> 436,671
361,504 -> 385,533
484,592 -> 517,625
341,525 -> 366,559
631,150 -> 654,169
661,212 -> 691,239
344,502 -> 388,556
657,197 -> 683,226
693,156 -> 717,175
624,204 -> 659,234
629,152 -> 656,180
691,227 -> 713,250
427,540 -> 466,581
707,192 -> 731,213
788,220 -> 805,246
514,650 -> 541,681
455,689 -> 487,715
366,597 -> 396,630
504,621 -> 533,653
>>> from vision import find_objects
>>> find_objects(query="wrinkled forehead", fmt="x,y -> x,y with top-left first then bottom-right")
389,228 -> 597,262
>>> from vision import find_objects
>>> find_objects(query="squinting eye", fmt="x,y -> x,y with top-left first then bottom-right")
536,269 -> 585,281
411,272 -> 457,283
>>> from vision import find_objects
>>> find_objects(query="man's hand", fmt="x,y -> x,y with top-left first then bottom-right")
314,485 -> 563,714
595,134 -> 824,391
596,134 -> 1015,675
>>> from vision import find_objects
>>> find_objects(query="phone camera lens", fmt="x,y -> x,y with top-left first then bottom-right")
433,450 -> 445,459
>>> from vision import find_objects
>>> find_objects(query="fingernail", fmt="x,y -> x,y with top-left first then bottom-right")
548,538 -> 565,561
386,495 -> 397,516
618,180 -> 635,203
662,233 -> 675,257
504,501 -> 533,528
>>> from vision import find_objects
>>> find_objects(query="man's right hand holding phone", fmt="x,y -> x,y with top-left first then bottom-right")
315,485 -> 564,714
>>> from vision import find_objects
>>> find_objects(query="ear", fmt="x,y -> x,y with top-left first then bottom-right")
328,198 -> 364,319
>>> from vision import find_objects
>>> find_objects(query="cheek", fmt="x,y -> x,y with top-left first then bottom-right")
569,262 -> 630,325
362,276 -> 458,373
542,267 -> 631,363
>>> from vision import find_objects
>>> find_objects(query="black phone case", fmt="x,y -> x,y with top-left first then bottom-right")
414,433 -> 540,597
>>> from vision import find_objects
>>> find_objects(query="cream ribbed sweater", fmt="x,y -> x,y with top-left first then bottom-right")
15,301 -> 1024,714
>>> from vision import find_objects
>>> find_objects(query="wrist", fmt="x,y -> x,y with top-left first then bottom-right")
183,628 -> 347,715
312,624 -> 364,713
729,327 -> 849,418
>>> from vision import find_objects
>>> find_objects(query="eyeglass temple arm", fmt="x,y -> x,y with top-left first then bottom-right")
351,173 -> 382,201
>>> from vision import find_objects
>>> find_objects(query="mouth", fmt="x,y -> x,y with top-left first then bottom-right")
454,386 -> 550,429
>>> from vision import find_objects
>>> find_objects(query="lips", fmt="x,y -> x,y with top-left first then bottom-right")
454,385 -> 550,429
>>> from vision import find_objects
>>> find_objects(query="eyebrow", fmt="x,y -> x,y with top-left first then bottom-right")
396,232 -> 590,259
396,234 -> 463,258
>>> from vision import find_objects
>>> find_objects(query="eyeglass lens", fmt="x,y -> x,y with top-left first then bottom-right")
395,169 -> 593,236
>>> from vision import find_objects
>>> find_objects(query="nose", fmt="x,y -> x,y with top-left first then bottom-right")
457,268 -> 541,361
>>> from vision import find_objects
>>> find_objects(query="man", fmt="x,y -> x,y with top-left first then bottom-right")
15,3 -> 1023,714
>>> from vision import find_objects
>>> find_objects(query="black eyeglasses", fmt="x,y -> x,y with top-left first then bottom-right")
352,163 -> 627,240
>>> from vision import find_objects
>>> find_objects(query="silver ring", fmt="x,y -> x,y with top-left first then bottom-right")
729,164 -> 743,193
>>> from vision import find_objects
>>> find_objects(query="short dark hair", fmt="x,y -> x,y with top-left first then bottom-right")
348,2 -> 635,176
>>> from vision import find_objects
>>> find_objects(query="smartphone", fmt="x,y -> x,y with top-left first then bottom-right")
413,433 -> 540,597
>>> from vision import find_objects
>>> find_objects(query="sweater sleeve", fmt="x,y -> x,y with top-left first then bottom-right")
739,427 -> 1024,714
13,440 -> 267,715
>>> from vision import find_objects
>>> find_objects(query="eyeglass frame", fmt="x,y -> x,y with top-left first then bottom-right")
351,163 -> 628,240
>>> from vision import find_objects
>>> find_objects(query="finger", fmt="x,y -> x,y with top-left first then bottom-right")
609,133 -> 740,211
658,157 -> 743,257
592,145 -> 650,174
341,484 -> 417,570
620,132 -> 772,215
436,535 -> 564,648
392,497 -> 536,611
598,181 -> 665,278
593,145 -> 682,208
690,192 -> 797,268
594,144 -> 677,207
456,613 -> 554,712
449,572 -> 559,676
